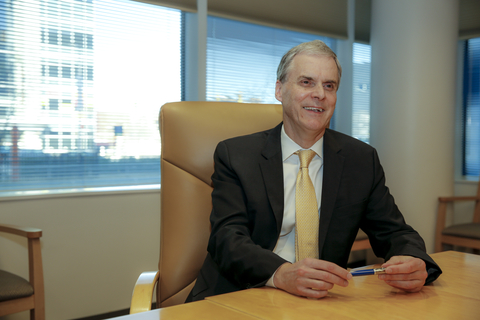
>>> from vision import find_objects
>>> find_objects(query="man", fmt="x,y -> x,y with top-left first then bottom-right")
187,40 -> 441,302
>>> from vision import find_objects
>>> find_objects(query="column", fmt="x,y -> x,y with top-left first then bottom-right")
369,0 -> 459,252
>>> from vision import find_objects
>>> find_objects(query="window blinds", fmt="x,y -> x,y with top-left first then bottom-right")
0,0 -> 181,192
352,43 -> 371,143
206,16 -> 336,104
463,37 -> 480,177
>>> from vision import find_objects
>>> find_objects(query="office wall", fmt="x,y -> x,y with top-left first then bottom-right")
0,191 -> 160,320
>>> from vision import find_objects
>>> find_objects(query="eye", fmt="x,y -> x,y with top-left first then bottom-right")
324,82 -> 336,91
300,79 -> 314,86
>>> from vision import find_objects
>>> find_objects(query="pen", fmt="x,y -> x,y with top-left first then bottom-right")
351,267 -> 386,276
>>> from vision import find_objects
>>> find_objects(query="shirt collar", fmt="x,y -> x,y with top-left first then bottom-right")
281,124 -> 324,162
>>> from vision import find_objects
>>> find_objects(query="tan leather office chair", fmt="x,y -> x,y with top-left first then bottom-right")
130,101 -> 371,314
0,223 -> 45,320
435,179 -> 480,253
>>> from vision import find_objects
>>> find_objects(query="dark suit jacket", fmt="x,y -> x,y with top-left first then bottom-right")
188,123 -> 441,302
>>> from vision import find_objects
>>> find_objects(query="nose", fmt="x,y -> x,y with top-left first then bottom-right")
311,85 -> 325,100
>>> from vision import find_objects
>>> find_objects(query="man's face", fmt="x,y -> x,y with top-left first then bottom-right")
275,53 -> 338,146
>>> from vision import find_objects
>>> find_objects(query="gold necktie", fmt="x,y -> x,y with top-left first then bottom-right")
295,149 -> 319,261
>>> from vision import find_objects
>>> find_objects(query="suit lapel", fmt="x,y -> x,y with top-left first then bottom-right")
259,123 -> 284,234
318,129 -> 344,258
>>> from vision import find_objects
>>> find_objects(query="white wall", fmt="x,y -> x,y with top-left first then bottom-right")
453,180 -> 479,225
0,190 -> 160,320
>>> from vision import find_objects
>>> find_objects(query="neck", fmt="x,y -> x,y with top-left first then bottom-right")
284,127 -> 325,149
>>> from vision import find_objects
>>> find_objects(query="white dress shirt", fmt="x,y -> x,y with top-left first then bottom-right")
266,125 -> 324,287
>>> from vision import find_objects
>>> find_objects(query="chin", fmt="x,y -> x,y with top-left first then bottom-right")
304,120 -> 329,131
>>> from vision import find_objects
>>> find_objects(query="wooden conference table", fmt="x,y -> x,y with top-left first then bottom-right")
111,251 -> 480,319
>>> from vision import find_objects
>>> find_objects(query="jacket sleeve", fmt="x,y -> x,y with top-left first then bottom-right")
361,148 -> 442,285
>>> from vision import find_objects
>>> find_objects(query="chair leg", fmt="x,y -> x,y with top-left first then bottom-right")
31,306 -> 45,320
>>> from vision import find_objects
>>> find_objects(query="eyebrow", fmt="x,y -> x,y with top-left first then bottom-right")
298,75 -> 338,86
297,75 -> 314,81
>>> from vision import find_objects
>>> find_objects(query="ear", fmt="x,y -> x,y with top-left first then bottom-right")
275,80 -> 283,102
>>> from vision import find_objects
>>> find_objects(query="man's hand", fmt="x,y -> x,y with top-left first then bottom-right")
379,256 -> 427,292
273,258 -> 352,299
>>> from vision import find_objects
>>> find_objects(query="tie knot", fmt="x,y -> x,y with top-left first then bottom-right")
296,149 -> 316,168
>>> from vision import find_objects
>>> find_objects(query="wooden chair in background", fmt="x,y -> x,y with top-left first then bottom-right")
0,223 -> 45,320
435,179 -> 480,253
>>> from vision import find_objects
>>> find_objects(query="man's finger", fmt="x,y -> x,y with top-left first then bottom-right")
307,258 -> 353,281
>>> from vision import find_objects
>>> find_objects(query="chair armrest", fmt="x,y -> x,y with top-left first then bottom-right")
0,223 -> 42,239
130,271 -> 159,314
0,223 -> 45,314
438,196 -> 479,203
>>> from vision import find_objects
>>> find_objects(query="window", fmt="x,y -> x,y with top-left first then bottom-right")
352,43 -> 371,143
0,1 -> 372,195
206,16 -> 336,104
0,0 -> 181,192
463,37 -> 480,177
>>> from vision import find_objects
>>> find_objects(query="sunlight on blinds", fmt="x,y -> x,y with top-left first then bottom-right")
352,43 -> 371,143
0,0 -> 181,192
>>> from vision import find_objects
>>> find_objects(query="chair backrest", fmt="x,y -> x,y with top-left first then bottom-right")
157,101 -> 283,307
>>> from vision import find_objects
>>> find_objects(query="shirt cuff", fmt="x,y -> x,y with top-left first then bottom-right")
266,268 -> 279,288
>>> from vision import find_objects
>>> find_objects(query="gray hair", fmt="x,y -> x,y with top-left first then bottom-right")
276,40 -> 342,88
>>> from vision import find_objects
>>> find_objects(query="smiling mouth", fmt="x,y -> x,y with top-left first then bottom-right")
303,106 -> 324,113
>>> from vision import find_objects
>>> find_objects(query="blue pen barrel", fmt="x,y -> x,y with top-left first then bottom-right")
351,269 -> 375,276
351,267 -> 386,276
